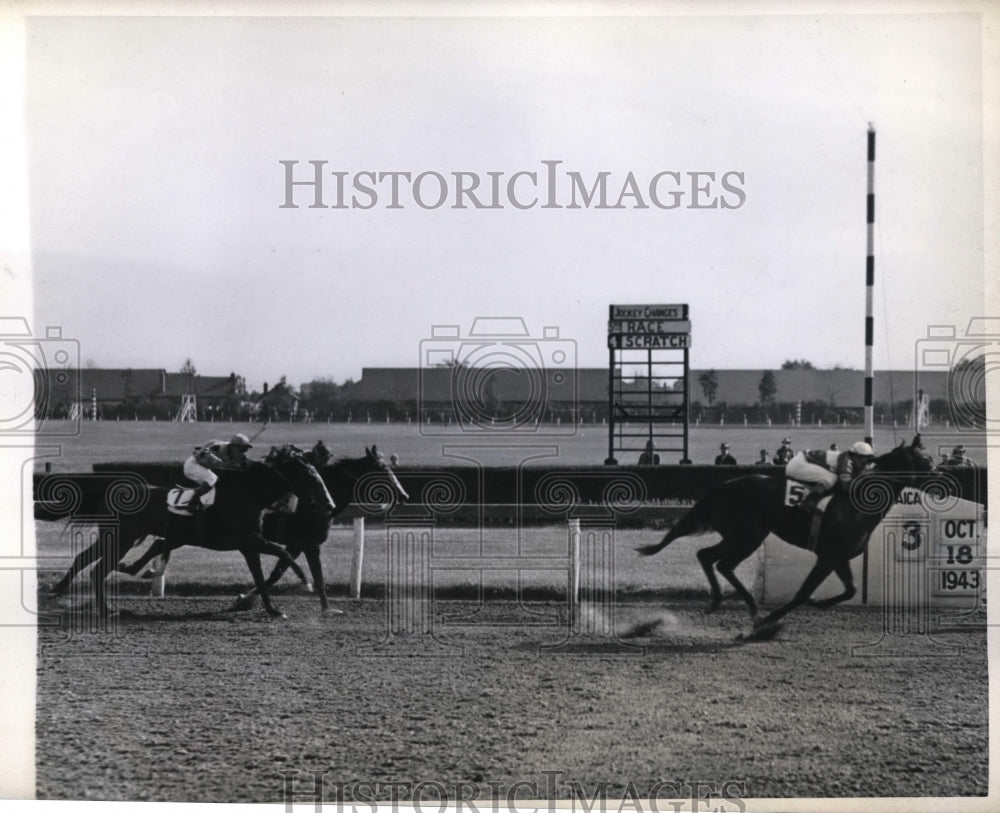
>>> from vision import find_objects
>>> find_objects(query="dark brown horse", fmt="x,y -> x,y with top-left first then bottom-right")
636,436 -> 935,637
52,445 -> 334,617
238,445 -> 409,611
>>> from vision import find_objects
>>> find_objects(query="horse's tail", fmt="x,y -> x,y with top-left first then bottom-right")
635,491 -> 718,556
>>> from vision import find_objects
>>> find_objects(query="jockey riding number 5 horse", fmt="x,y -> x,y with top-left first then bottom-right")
638,436 -> 935,639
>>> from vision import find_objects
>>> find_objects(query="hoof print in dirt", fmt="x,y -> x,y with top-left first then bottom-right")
620,618 -> 663,639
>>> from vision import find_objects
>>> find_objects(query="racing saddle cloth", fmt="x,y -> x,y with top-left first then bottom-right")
166,485 -> 216,516
783,478 -> 833,512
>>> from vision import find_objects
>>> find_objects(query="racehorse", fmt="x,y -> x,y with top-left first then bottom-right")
636,436 -> 935,638
133,440 -> 336,595
52,445 -> 335,618
237,444 -> 409,611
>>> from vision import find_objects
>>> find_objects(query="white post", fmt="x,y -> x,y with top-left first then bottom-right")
568,518 -> 581,604
146,548 -> 167,598
350,517 -> 365,599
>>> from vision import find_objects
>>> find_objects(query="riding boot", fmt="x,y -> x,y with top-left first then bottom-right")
188,482 -> 212,542
799,483 -> 830,515
188,481 -> 212,513
807,512 -> 824,553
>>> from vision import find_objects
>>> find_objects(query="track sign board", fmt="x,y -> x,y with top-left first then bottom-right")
609,304 -> 688,321
607,319 -> 692,335
605,302 -> 692,465
608,304 -> 690,348
608,333 -> 691,349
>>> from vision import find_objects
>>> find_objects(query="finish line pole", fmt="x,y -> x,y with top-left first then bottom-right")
864,123 -> 876,446
862,123 -> 876,605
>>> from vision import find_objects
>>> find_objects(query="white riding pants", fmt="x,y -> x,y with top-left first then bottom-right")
183,456 -> 218,487
784,451 -> 837,489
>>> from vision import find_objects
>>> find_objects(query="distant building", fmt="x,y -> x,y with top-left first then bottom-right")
36,364 -> 958,425
349,367 -> 952,424
36,367 -> 245,420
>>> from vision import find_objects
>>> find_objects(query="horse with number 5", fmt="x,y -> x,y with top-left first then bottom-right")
636,435 -> 936,639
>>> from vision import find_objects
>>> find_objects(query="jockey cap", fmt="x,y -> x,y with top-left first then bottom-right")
850,441 -> 874,457
230,433 -> 253,449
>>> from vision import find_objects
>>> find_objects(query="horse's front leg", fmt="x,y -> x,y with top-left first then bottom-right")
257,538 -> 309,586
241,534 -> 310,617
806,558 -> 856,609
239,548 -> 284,618
753,557 -> 837,633
302,544 -> 329,612
236,542 -> 304,606
90,555 -> 114,618
264,541 -> 307,589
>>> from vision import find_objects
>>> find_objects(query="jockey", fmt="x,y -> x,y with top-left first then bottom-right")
184,433 -> 254,511
786,440 -> 876,513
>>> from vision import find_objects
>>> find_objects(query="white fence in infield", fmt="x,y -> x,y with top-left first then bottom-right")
140,491 -> 985,631
761,488 -> 986,617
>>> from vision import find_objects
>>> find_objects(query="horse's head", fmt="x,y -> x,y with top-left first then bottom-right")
871,435 -> 936,477
366,444 -> 409,502
265,444 -> 336,514
304,440 -> 331,468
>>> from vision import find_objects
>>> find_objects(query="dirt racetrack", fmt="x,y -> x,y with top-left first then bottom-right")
36,592 -> 987,803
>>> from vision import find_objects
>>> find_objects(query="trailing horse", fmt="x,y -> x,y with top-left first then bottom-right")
636,436 -> 935,638
238,444 -> 409,611
51,445 -> 334,618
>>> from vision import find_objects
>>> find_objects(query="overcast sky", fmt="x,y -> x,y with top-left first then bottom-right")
25,10 -> 990,390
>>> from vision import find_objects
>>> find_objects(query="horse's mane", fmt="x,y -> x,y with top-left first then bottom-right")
873,440 -> 928,468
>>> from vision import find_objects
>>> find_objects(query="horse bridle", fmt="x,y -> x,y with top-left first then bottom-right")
267,449 -> 335,514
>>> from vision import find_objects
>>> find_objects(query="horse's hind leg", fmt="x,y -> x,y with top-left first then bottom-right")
716,549 -> 760,619
118,537 -> 171,576
302,545 -> 328,612
51,540 -> 101,595
806,558 -> 856,609
696,542 -> 726,613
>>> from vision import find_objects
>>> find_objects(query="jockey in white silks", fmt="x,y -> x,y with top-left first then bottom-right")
184,433 -> 254,511
785,440 -> 876,513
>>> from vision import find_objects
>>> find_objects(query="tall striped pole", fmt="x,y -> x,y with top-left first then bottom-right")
864,123 -> 875,445
862,123 -> 876,607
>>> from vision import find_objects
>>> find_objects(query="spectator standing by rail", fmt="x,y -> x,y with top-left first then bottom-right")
940,445 -> 973,468
715,443 -> 737,465
755,449 -> 769,466
773,437 -> 794,465
638,440 -> 661,466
